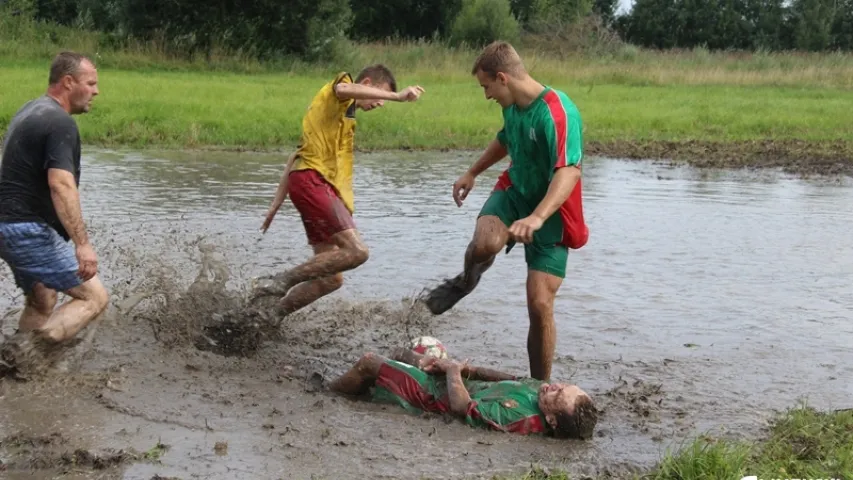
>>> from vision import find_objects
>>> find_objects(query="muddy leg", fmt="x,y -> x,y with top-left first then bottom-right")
329,352 -> 385,395
18,284 -> 57,333
526,270 -> 562,381
278,273 -> 343,317
37,276 -> 110,344
251,229 -> 367,310
422,215 -> 507,315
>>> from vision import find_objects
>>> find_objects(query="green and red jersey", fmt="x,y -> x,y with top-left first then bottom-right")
493,86 -> 588,250
371,359 -> 548,435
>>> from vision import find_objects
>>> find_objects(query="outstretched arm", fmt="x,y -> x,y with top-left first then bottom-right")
334,83 -> 424,102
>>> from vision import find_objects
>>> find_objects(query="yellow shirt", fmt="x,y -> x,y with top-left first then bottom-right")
292,72 -> 357,213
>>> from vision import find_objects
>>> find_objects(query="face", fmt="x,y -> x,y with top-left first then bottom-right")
475,69 -> 513,108
355,79 -> 391,112
537,383 -> 588,428
63,60 -> 99,115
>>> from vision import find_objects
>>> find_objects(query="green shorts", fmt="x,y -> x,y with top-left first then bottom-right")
478,188 -> 569,278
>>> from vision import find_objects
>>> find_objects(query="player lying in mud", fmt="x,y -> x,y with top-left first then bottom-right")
329,348 -> 599,439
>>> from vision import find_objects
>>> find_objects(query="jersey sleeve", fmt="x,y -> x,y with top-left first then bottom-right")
331,72 -> 355,108
496,127 -> 508,147
43,114 -> 78,173
541,93 -> 582,171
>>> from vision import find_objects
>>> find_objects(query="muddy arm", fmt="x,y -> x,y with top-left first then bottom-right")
462,365 -> 517,382
444,363 -> 473,416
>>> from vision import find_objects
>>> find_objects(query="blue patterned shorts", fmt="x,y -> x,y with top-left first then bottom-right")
0,222 -> 82,294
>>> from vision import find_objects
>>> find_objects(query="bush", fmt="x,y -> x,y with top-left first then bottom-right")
449,0 -> 521,48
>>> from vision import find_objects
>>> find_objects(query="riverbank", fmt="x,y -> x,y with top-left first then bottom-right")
505,404 -> 853,479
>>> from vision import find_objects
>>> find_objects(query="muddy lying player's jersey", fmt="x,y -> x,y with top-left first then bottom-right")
371,359 -> 548,435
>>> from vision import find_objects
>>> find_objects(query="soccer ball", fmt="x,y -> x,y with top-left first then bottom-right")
408,336 -> 448,359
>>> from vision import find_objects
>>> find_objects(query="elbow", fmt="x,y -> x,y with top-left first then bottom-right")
450,401 -> 470,417
333,83 -> 351,100
48,179 -> 73,196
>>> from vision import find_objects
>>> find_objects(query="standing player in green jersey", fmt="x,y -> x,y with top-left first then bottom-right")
329,348 -> 598,439
421,41 -> 589,382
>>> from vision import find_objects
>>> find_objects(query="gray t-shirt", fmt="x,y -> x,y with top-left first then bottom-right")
0,95 -> 81,241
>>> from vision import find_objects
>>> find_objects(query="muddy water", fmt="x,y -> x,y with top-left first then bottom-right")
1,149 -> 852,479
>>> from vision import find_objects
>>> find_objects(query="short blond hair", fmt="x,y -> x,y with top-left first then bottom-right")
470,41 -> 526,79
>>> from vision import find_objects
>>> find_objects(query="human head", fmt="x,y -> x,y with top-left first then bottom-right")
537,383 -> 599,440
47,51 -> 99,115
471,41 -> 527,108
353,64 -> 397,112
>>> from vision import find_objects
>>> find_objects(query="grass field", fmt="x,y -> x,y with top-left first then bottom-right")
3,63 -> 852,154
3,15 -> 853,176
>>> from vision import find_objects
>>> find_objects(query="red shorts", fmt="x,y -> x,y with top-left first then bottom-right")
288,169 -> 356,246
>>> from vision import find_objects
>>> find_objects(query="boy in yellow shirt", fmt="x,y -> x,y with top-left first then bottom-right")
253,64 -> 424,319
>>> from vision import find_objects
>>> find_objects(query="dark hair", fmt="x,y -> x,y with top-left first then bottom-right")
355,64 -> 397,93
49,51 -> 90,85
553,395 -> 599,440
471,40 -> 526,79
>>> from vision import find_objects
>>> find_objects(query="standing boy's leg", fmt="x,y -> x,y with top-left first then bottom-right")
522,225 -> 568,381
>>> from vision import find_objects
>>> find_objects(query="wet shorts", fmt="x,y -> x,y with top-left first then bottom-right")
288,169 -> 356,246
479,187 -> 569,279
371,360 -> 450,415
0,222 -> 82,294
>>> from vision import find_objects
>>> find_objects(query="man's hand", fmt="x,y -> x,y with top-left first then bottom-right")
422,357 -> 467,374
452,172 -> 476,207
396,86 -> 425,102
508,214 -> 545,244
76,243 -> 98,281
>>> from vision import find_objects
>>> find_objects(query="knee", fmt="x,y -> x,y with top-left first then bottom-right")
326,273 -> 345,291
468,238 -> 502,263
352,243 -> 369,266
82,282 -> 110,316
357,352 -> 379,370
93,285 -> 110,314
527,295 -> 555,323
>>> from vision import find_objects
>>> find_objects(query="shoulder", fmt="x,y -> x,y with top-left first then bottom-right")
333,71 -> 353,85
18,100 -> 77,137
537,89 -> 580,130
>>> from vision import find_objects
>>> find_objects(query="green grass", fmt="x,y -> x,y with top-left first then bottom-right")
491,405 -> 853,480
3,63 -> 852,152
2,14 -> 853,161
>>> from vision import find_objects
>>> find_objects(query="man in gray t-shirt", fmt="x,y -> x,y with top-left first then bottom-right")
0,51 -> 110,377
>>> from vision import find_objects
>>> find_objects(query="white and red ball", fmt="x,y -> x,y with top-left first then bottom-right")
408,336 -> 448,359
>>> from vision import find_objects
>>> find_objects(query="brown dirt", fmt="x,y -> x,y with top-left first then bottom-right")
0,431 -> 160,476
586,139 -> 853,177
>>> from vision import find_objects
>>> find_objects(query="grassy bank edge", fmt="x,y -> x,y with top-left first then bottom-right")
78,138 -> 853,178
490,404 -> 853,480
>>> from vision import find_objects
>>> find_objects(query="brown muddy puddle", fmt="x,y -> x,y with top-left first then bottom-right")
1,149 -> 852,479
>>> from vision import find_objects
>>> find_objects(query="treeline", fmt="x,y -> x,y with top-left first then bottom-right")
619,0 -> 853,52
2,0 -> 852,63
